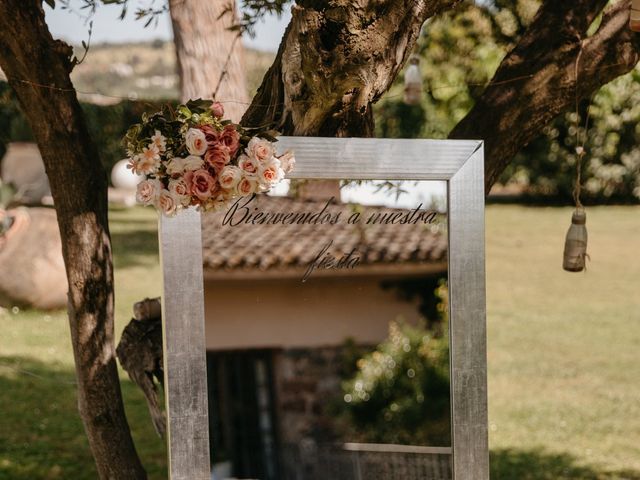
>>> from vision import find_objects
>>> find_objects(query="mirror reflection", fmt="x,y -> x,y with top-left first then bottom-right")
201,179 -> 451,480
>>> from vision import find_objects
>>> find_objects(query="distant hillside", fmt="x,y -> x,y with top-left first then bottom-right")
68,40 -> 275,105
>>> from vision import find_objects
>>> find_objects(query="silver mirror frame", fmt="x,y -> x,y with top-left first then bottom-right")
159,137 -> 489,480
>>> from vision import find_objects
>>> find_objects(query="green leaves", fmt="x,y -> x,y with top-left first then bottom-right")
185,98 -> 213,114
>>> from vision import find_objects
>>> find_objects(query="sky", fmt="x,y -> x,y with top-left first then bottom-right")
44,1 -> 291,52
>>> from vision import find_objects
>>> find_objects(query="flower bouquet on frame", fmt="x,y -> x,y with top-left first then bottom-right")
123,99 -> 294,217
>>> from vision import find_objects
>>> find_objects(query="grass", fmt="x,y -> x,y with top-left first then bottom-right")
0,206 -> 165,480
0,204 -> 639,479
486,206 -> 640,479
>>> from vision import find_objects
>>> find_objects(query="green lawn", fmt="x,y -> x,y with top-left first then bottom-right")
0,204 -> 639,479
0,206 -> 166,480
486,206 -> 640,480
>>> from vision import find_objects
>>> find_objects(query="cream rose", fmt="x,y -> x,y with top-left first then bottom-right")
279,151 -> 296,174
168,179 -> 191,206
183,155 -> 205,171
257,158 -> 284,188
238,154 -> 259,177
219,165 -> 243,190
136,179 -> 161,206
185,128 -> 208,156
165,157 -> 186,175
156,189 -> 178,217
246,137 -> 274,163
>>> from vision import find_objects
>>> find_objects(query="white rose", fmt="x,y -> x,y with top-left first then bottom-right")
246,137 -> 274,163
136,179 -> 161,206
156,189 -> 179,217
219,165 -> 243,190
238,154 -> 259,177
185,128 -> 208,156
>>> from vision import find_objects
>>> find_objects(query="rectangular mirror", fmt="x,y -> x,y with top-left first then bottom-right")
202,180 -> 449,479
159,138 -> 487,480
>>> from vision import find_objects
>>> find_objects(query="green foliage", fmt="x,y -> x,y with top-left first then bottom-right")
340,321 -> 451,445
339,282 -> 451,446
376,3 -> 504,140
0,81 -> 169,183
502,71 -> 640,203
375,0 -> 640,203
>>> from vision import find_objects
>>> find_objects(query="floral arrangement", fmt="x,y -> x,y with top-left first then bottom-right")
123,99 -> 294,216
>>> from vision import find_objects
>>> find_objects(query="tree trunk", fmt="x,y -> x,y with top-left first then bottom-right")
242,0 -> 460,136
169,0 -> 249,122
450,0 -> 640,192
0,1 -> 146,478
244,0 -> 639,191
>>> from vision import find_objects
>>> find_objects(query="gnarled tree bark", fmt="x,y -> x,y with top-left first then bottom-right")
244,0 -> 640,192
450,0 -> 640,191
0,1 -> 146,478
169,0 -> 249,122
242,0 -> 460,136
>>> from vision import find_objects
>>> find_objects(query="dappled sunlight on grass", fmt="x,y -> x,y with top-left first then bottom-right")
0,206 -> 166,480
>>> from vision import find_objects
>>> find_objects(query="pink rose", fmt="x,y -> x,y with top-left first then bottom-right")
211,102 -> 225,118
238,154 -> 259,177
218,124 -> 241,156
246,137 -> 274,163
205,145 -> 231,174
200,124 -> 219,144
156,189 -> 178,217
237,176 -> 258,196
136,179 -> 161,205
200,124 -> 240,157
184,169 -> 218,201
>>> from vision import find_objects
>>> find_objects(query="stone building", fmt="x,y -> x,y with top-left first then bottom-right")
201,191 -> 447,479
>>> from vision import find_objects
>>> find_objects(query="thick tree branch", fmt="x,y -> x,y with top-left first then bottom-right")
0,1 -> 146,478
242,0 -> 460,136
450,0 -> 640,191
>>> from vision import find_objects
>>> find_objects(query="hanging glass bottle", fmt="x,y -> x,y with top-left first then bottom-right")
563,208 -> 588,272
404,55 -> 423,106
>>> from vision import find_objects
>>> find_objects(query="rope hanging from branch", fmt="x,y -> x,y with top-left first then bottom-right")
563,49 -> 590,272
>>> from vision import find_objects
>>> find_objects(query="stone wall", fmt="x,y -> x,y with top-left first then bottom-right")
273,344 -> 372,446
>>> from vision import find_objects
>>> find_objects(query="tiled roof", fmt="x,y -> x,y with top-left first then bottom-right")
201,195 -> 447,276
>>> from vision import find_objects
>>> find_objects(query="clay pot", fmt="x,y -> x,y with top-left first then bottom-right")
0,207 -> 67,310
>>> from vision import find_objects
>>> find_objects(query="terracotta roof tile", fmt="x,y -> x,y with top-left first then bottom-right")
201,195 -> 447,275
